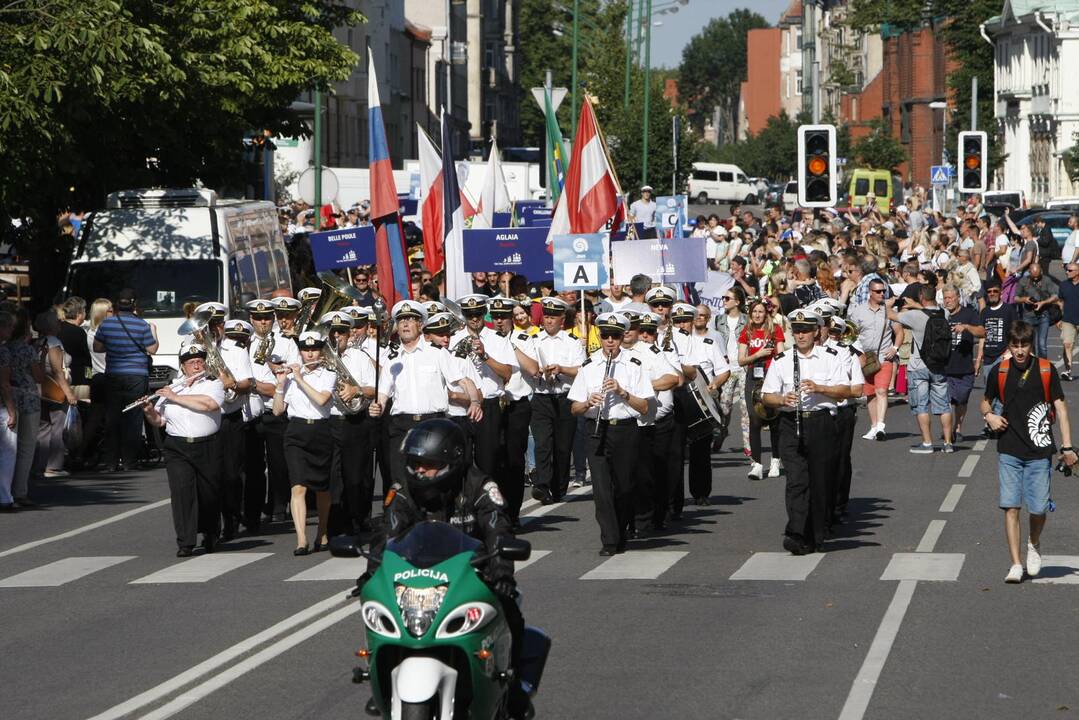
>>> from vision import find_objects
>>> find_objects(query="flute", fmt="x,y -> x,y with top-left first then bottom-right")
592,350 -> 615,439
273,360 -> 322,379
123,372 -> 206,412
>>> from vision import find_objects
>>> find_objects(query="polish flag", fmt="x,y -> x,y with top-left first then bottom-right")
546,98 -> 623,248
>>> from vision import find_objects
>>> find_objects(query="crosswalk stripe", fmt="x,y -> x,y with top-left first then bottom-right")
580,550 -> 687,580
514,549 -> 551,573
729,552 -> 824,581
880,552 -> 964,582
284,557 -> 367,582
0,556 -> 136,588
130,553 -> 273,584
1030,556 -> 1079,584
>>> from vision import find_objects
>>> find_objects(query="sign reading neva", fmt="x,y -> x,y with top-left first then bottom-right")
552,233 -> 609,291
611,237 -> 706,283
462,227 -> 553,278
308,226 -> 376,271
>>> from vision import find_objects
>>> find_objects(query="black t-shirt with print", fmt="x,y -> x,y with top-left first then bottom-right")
979,303 -> 1018,362
944,306 -> 981,376
985,359 -> 1065,460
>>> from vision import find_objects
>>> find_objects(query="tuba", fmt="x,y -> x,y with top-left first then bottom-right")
303,271 -> 367,335
177,309 -> 235,402
318,324 -> 368,415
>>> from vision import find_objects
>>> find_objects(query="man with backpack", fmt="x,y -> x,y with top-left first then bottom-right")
888,285 -> 955,453
981,321 -> 1076,583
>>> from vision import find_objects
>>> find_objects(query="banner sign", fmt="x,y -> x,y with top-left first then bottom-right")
462,227 -> 553,278
308,226 -> 376,271
695,270 -> 736,313
397,197 -> 418,217
610,237 -> 707,284
552,233 -> 609,291
655,195 -> 688,235
492,211 -> 513,228
519,205 -> 553,227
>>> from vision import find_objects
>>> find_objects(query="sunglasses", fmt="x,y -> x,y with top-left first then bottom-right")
648,301 -> 672,308
870,288 -> 885,293
722,296 -> 735,301
599,332 -> 624,340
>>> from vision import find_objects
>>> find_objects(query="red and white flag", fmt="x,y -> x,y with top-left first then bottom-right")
546,98 -> 623,245
472,136 -> 512,229
417,126 -> 445,274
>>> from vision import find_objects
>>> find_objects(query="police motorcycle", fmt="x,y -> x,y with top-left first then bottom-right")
332,524 -> 551,720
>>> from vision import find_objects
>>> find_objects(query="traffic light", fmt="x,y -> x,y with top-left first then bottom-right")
957,131 -> 988,193
797,124 -> 837,207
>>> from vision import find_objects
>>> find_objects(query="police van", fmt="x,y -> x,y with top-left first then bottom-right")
65,188 -> 291,376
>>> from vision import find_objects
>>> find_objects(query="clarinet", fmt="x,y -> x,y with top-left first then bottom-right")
592,350 -> 615,439
793,350 -> 802,440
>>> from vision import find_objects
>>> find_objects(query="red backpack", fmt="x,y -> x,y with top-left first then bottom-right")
997,357 -> 1054,419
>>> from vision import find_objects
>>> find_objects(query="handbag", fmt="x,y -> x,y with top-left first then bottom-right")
859,314 -> 889,377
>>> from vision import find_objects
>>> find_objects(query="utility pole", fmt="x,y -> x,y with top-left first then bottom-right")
571,0 -> 580,134
971,76 -> 978,131
314,87 -> 322,230
623,0 -> 634,110
642,0 -> 653,185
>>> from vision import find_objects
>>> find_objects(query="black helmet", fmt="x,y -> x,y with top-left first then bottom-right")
400,419 -> 467,510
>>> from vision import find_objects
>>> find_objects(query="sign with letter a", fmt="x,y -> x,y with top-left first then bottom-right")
552,233 -> 609,291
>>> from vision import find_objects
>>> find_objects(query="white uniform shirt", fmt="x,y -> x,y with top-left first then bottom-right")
529,330 -> 586,394
624,342 -> 681,425
761,345 -> 846,413
329,346 -> 376,417
504,331 -> 538,401
824,338 -> 866,408
282,366 -> 336,420
379,340 -> 466,415
158,376 -> 225,438
449,326 -> 519,399
219,338 -> 256,418
249,331 -> 296,414
568,349 -> 655,420
672,329 -> 730,379
446,353 -> 483,418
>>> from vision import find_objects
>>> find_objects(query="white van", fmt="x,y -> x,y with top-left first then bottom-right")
65,188 -> 291,375
687,163 -> 758,205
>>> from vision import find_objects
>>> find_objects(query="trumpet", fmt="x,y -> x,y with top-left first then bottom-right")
123,372 -> 206,412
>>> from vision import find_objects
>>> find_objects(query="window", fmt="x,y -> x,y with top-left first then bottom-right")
718,171 -> 734,182
693,170 -> 718,182
67,260 -> 223,318
854,178 -> 870,195
484,46 -> 495,69
874,179 -> 888,197
795,71 -> 803,96
795,27 -> 803,50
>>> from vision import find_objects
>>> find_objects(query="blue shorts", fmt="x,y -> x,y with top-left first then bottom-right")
999,454 -> 1052,514
907,366 -> 950,416
947,374 -> 975,405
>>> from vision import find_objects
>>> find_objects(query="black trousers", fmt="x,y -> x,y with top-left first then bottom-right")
164,434 -> 222,549
745,372 -> 779,464
645,414 -> 677,525
666,415 -> 687,517
687,434 -> 713,501
219,410 -> 246,528
241,417 -> 266,528
633,424 -> 655,527
500,398 -> 531,522
776,412 -> 837,548
330,413 -> 374,535
832,405 -> 857,518
79,374 -> 109,464
587,421 -> 639,548
254,413 -> 290,516
103,373 -> 148,466
387,413 -> 445,488
529,394 -> 575,500
467,398 -> 503,475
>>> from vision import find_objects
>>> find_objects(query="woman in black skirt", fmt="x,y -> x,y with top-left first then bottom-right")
272,331 -> 337,555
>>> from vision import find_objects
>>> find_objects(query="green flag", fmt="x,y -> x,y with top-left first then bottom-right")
544,88 -> 569,205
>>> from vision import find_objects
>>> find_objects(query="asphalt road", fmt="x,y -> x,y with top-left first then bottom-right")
5,357 -> 1079,719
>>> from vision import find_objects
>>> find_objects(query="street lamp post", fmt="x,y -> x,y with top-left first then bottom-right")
929,101 -> 948,212
571,0 -> 580,134
623,0 -> 634,109
642,0 -> 653,185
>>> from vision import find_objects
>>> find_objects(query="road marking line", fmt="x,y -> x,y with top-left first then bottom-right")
938,485 -> 966,513
973,439 -> 988,452
515,549 -> 551,572
580,550 -> 688,580
916,519 -> 947,552
520,485 -> 591,524
957,455 -> 980,477
881,553 -> 964,582
0,499 -> 171,559
1030,556 -> 1079,584
284,557 -> 366,582
837,580 -> 917,720
0,556 -> 135,588
136,602 -> 362,720
729,551 -> 824,581
86,592 -> 349,720
130,553 -> 272,584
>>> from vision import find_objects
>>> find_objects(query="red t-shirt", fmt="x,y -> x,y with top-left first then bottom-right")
738,326 -> 785,371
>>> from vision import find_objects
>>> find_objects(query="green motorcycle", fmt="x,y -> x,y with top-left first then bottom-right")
334,521 -> 551,720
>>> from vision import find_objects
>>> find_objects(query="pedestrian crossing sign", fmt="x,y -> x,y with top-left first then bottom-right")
930,165 -> 951,185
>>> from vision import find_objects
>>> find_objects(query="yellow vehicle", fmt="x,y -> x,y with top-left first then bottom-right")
847,169 -> 898,210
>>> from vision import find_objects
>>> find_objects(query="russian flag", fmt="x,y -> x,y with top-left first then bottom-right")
368,48 -> 411,306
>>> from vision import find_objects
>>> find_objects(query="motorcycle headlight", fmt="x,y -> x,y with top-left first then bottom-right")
435,602 -> 498,639
395,584 -> 449,638
361,601 -> 401,638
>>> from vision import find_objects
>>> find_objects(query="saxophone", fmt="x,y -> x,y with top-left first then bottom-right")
321,333 -> 367,415
252,332 -> 275,365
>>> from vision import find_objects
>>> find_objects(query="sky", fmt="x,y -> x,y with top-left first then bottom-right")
647,0 -> 795,69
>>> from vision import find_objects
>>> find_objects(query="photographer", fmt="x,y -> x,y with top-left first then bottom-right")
981,322 -> 1077,584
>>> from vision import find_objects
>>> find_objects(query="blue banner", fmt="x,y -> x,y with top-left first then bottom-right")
552,233 -> 609,291
611,237 -> 707,283
492,211 -> 513,228
308,226 -> 376,272
519,205 -> 553,227
397,196 -> 418,217
655,195 -> 688,236
462,227 -> 553,278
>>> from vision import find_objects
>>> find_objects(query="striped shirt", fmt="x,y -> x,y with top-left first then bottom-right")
96,313 -> 155,375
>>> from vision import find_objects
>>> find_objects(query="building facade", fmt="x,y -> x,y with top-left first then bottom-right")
985,0 -> 1079,203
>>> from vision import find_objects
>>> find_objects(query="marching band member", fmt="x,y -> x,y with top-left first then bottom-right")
322,311 -> 377,535
528,297 -> 586,505
340,304 -> 387,499
450,294 -> 518,474
272,331 -> 336,555
209,310 -> 255,541
569,313 -> 654,555
490,297 -> 541,528
424,312 -> 483,462
246,298 -> 299,527
761,308 -> 851,555
142,342 -> 225,557
645,286 -> 677,336
825,317 -> 866,528
369,300 -> 482,488
273,296 -> 303,340
222,319 -> 259,537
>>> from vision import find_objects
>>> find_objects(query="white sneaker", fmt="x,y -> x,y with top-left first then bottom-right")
1027,541 -> 1042,577
1005,564 -> 1024,583
862,425 -> 880,440
747,462 -> 763,480
767,458 -> 782,478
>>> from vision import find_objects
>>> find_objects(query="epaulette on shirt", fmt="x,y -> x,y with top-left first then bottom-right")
825,347 -> 839,355
846,344 -> 862,356
775,351 -> 787,360
702,337 -> 714,344
650,345 -> 660,354
387,348 -> 400,360
517,333 -> 530,341
678,329 -> 690,336
629,356 -> 642,366
497,330 -> 509,337
582,356 -> 593,366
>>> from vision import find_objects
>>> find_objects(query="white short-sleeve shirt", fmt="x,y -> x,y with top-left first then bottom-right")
379,340 -> 466,415
158,376 -> 225,438
567,349 -> 655,420
282,366 -> 336,420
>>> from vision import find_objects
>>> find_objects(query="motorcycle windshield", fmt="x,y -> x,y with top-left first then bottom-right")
386,521 -> 483,569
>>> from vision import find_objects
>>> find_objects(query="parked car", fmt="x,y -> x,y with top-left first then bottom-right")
983,189 -> 1027,210
1046,197 -> 1079,212
763,182 -> 785,206
687,163 -> 758,205
1017,211 -> 1073,246
782,181 -> 798,210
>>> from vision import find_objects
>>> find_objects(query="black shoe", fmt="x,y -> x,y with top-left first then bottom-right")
364,697 -> 379,716
243,521 -> 261,536
616,541 -> 627,554
313,540 -> 328,552
294,545 -> 310,556
630,527 -> 642,539
783,536 -> 808,556
698,496 -> 712,506
202,535 -> 217,554
669,511 -> 682,521
511,521 -> 524,533
221,518 -> 237,541
270,512 -> 288,523
531,486 -> 554,505
177,547 -> 194,558
599,546 -> 617,556
652,520 -> 666,531
13,497 -> 35,507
